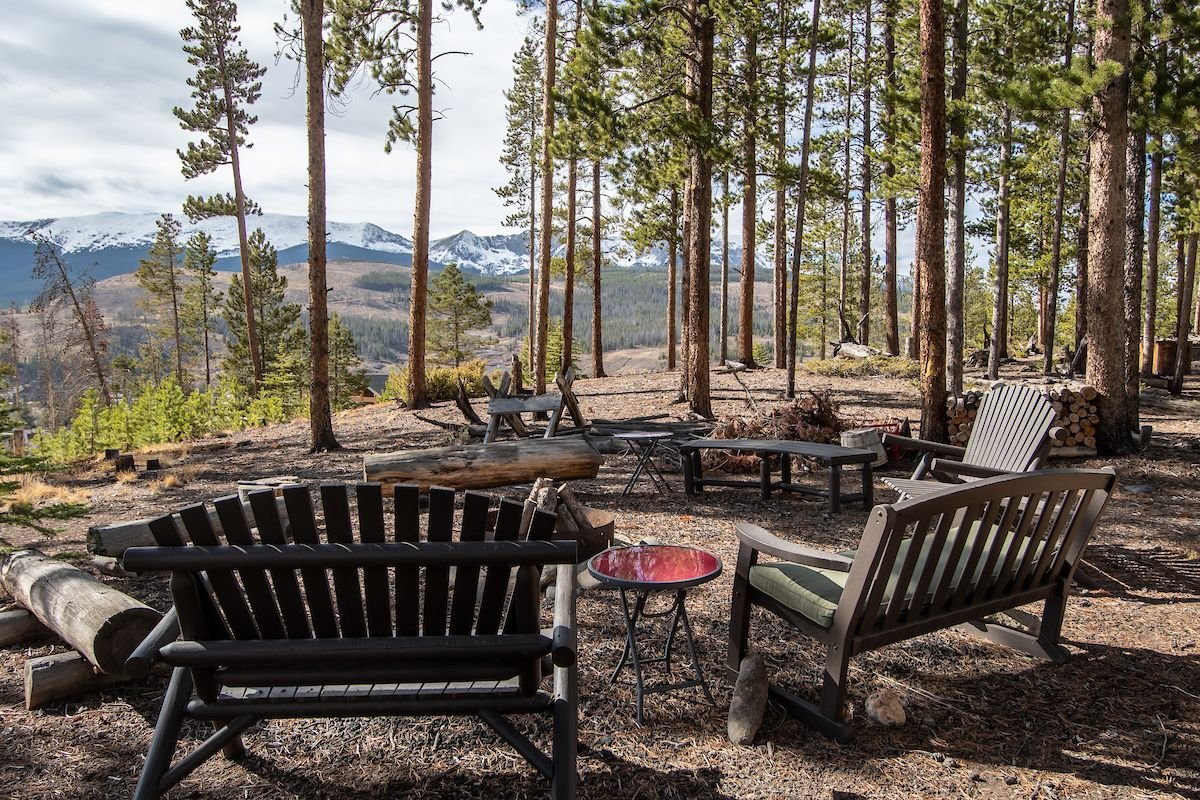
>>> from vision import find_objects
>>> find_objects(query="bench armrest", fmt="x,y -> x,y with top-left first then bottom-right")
550,563 -> 577,668
125,607 -> 180,679
734,523 -> 854,572
881,433 -> 967,460
929,459 -> 1015,480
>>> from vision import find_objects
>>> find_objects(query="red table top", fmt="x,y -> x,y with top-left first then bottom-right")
588,544 -> 723,590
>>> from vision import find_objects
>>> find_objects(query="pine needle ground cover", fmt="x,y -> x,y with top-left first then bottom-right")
1,365 -> 1196,799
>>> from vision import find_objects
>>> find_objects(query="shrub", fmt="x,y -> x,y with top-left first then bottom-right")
381,359 -> 490,405
801,354 -> 920,379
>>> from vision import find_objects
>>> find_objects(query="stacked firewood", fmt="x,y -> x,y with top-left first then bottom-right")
708,392 -> 848,473
945,385 -> 1099,454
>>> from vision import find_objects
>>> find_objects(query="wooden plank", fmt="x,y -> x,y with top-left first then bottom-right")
489,394 -> 562,414
282,486 -> 338,638
177,504 -> 259,640
212,495 -> 286,639
422,487 -> 455,636
476,499 -> 523,635
557,368 -> 587,427
448,492 -> 490,635
356,483 -> 393,637
320,484 -> 367,638
247,489 -> 310,639
393,483 -> 422,636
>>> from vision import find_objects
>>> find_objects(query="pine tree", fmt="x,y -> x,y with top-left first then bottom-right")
181,231 -> 220,388
328,313 -> 367,410
136,214 -> 188,388
175,0 -> 267,389
427,264 -> 493,368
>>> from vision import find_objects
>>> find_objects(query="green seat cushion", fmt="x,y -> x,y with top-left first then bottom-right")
749,522 -> 1043,630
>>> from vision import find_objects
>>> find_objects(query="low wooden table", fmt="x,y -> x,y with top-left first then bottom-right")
679,438 -> 875,513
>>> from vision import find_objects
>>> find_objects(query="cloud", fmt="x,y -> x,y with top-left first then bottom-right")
26,173 -> 90,198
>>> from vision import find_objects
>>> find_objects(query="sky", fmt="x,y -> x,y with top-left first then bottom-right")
0,0 -> 533,238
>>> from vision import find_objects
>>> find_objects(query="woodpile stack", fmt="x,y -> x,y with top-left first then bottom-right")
709,392 -> 847,473
945,384 -> 1099,457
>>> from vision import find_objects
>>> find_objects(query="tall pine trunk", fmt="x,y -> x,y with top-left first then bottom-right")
1141,135 -> 1162,377
1123,127 -> 1145,433
720,170 -> 730,365
668,187 -> 679,371
536,0 -> 558,394
786,0 -> 821,397
740,26 -> 758,366
1173,234 -> 1197,395
302,0 -> 337,450
945,0 -> 967,391
684,0 -> 714,418
917,0 -> 947,441
858,2 -> 872,346
592,158 -> 606,377
528,119 -> 538,376
1043,0 -> 1075,374
405,0 -> 434,409
1085,0 -> 1131,453
563,154 -> 577,374
839,12 -> 855,341
884,0 -> 900,356
773,0 -> 788,368
987,104 -> 1012,380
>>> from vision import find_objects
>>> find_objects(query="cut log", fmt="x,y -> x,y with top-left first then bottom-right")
363,437 -> 604,492
1,550 -> 161,675
834,342 -> 881,359
0,608 -> 50,647
87,496 -> 290,557
25,651 -> 123,710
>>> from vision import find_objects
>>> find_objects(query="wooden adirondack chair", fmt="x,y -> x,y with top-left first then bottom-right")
882,383 -> 1062,500
122,484 -> 579,799
727,468 -> 1116,741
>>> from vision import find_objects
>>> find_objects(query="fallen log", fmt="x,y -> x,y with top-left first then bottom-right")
0,608 -> 50,647
363,437 -> 604,492
1,549 -> 161,675
25,651 -> 125,710
87,496 -> 290,557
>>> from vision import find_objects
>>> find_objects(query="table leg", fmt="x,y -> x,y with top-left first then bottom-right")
622,443 -> 652,497
759,455 -> 771,499
781,453 -> 792,486
862,462 -> 874,509
681,449 -> 696,495
675,594 -> 716,707
829,465 -> 841,513
613,589 -> 650,724
642,441 -> 673,494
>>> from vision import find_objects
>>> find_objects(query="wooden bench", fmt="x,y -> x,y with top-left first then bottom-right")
680,438 -> 875,513
484,368 -> 587,443
727,468 -> 1117,740
122,484 -> 579,799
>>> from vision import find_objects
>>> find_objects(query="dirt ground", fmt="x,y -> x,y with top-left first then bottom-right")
1,361 -> 1198,799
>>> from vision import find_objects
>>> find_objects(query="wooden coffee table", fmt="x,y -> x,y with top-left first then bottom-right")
679,438 -> 875,512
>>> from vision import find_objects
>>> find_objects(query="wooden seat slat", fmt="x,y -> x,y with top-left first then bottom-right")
393,483 -> 421,636
281,486 -> 339,638
449,492 -> 490,635
320,484 -> 368,639
178,504 -> 258,640
212,495 -> 286,639
476,499 -> 523,635
422,487 -> 455,637
356,483 -> 393,637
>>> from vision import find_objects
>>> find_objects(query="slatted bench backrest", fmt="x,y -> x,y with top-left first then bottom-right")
963,384 -> 1058,474
139,484 -> 563,701
833,468 -> 1115,646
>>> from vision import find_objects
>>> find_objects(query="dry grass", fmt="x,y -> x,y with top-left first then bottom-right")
114,468 -> 139,484
7,474 -> 89,508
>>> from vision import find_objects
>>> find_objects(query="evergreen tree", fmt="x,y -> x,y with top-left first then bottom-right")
136,214 -> 188,387
427,264 -> 493,368
181,231 -> 220,389
220,229 -> 305,392
328,313 -> 367,410
175,0 -> 267,390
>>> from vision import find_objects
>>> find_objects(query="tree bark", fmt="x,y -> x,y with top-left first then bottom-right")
537,0 -> 558,394
839,12 -> 855,340
1,550 -> 161,676
1141,134 -> 1162,377
773,0 -> 788,368
1173,234 -> 1197,395
591,158 -> 606,377
884,0 -> 900,357
1123,126 -> 1145,433
917,0 -> 947,441
563,154 -> 577,373
667,187 -> 679,371
1043,0 -> 1075,375
684,0 -> 714,418
740,29 -> 757,366
405,0 -> 434,409
1085,0 -> 1131,453
786,0 -> 821,397
1076,40 -> 1093,349
303,0 -> 338,451
945,0 -> 967,390
988,104 -> 1012,380
720,169 -> 730,365
859,2 -> 872,346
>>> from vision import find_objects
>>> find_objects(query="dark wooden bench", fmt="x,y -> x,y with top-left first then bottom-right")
728,468 -> 1117,740
680,438 -> 875,513
122,484 -> 579,799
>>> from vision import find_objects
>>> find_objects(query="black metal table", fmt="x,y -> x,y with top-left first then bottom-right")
613,430 -> 675,496
588,544 -> 722,724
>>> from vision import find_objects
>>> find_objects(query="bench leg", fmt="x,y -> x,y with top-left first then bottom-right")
828,467 -> 841,513
759,455 -> 772,499
727,546 -> 755,681
862,462 -> 874,509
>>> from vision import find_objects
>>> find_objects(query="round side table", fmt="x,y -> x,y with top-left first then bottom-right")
588,544 -> 723,723
613,431 -> 675,496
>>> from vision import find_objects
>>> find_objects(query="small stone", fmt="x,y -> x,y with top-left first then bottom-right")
969,771 -> 985,782
945,758 -> 959,769
1005,775 -> 1019,786
864,688 -> 906,727
1123,483 -> 1153,495
728,653 -> 769,745
931,752 -> 945,763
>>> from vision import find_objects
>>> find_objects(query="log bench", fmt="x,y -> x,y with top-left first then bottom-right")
680,438 -> 875,513
483,368 -> 586,443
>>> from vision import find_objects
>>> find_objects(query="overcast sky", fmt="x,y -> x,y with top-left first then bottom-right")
0,0 -> 533,237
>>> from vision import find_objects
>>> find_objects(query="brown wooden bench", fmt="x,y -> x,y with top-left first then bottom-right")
727,467 -> 1116,740
123,484 -> 579,799
680,438 -> 875,513
483,368 -> 587,443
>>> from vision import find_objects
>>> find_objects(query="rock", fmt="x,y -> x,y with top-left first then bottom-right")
1005,775 -> 1019,786
864,688 -> 906,727
727,653 -> 769,745
1123,483 -> 1153,495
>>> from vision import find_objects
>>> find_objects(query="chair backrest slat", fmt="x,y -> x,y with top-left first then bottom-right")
393,484 -> 422,636
282,485 -> 339,638
321,484 -> 368,638
961,385 -> 1057,474
449,492 -> 491,635
476,499 -> 525,635
422,487 -> 456,636
246,489 -> 311,638
356,483 -> 393,637
178,504 -> 259,639
1033,489 -> 1090,584
879,516 -> 934,627
212,495 -> 286,639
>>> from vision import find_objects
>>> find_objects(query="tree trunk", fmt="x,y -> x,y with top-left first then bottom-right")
884,0 -> 900,357
1043,0 -> 1075,374
591,158 -> 606,377
839,12 -> 855,339
303,0 -> 338,451
1,550 -> 161,676
945,0 -> 967,390
563,154 -> 577,374
1123,126 -> 1145,433
917,0 -> 947,441
858,2 -> 872,346
680,179 -> 692,401
1085,0 -> 1131,454
405,0 -> 434,409
528,128 -> 537,377
1141,134 -> 1162,377
720,169 -> 730,365
773,0 -> 788,369
786,0 -> 821,398
1173,234 -> 1197,395
740,29 -> 758,367
988,104 -> 1012,380
684,0 -> 714,418
537,0 -> 558,394
667,187 -> 679,371
1076,40 -> 1093,349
